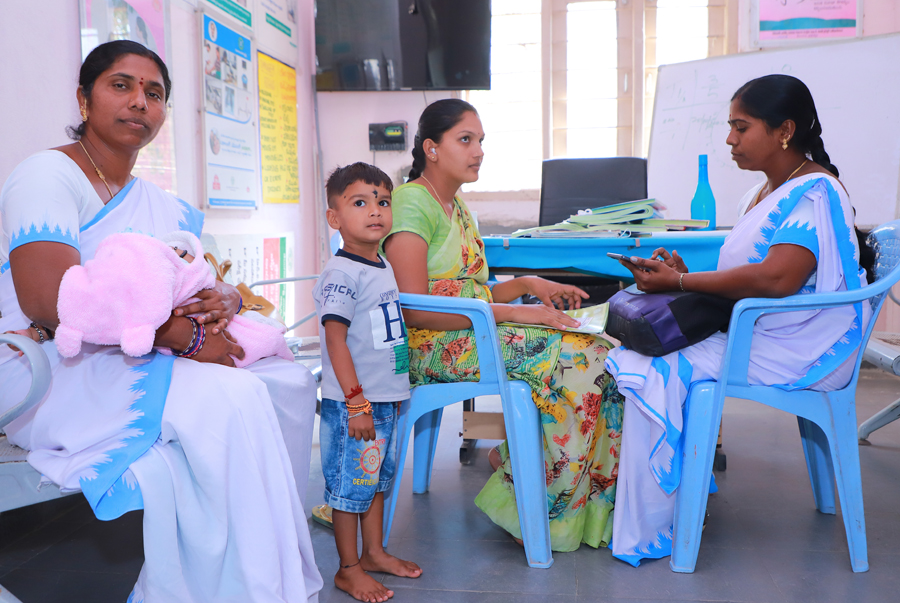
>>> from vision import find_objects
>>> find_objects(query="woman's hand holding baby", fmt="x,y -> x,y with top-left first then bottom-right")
173,281 -> 242,334
192,328 -> 245,367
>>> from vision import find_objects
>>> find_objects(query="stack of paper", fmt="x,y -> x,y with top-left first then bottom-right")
511,199 -> 709,238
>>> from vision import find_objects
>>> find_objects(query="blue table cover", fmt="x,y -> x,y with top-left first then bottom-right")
483,231 -> 729,281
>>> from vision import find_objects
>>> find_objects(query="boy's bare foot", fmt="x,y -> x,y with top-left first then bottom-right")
335,564 -> 393,602
361,549 -> 423,578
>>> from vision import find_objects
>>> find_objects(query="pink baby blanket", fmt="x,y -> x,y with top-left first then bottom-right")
56,231 -> 293,368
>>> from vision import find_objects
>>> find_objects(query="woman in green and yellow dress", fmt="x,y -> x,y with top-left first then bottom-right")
382,99 -> 624,552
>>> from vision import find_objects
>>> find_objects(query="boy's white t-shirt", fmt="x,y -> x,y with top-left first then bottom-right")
313,249 -> 410,402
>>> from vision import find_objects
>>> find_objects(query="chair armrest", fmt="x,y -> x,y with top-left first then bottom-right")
0,334 -> 52,430
721,276 -> 899,388
398,293 -> 508,387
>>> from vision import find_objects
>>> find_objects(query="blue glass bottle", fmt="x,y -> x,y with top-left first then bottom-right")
690,154 -> 716,230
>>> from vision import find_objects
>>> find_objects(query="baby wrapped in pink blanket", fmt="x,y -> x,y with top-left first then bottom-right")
55,231 -> 293,368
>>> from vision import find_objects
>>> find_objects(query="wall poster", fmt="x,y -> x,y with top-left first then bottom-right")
257,0 -> 298,64
210,233 -> 295,326
79,0 -> 177,194
203,0 -> 253,28
755,0 -> 861,47
202,13 -> 260,209
258,53 -> 299,204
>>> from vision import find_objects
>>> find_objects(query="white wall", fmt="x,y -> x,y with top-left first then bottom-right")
316,90 -> 451,188
0,2 -> 83,187
0,0 -> 323,336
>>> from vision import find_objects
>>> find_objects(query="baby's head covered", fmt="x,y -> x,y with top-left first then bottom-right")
325,162 -> 393,209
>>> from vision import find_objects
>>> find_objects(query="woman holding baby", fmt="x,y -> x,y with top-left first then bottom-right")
0,41 -> 322,601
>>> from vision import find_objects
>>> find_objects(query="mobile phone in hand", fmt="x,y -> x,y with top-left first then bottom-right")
606,252 -> 633,263
607,252 -> 651,272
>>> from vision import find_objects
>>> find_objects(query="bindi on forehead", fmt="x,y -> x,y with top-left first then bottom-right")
372,189 -> 378,197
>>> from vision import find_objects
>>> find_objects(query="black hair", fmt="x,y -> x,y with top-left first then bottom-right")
67,40 -> 172,140
326,162 -> 394,208
731,74 -> 837,177
733,75 -> 877,282
408,98 -> 478,180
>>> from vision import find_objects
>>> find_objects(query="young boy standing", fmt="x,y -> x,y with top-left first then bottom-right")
313,163 -> 422,602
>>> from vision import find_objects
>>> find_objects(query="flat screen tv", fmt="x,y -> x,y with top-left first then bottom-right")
315,0 -> 491,91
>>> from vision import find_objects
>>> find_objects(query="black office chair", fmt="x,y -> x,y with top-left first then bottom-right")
539,157 -> 648,226
536,157 -> 648,305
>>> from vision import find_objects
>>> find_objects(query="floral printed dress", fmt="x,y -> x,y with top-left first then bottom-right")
388,183 -> 624,551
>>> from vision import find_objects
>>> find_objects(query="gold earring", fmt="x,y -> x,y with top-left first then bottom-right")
80,105 -> 88,122
782,138 -> 789,151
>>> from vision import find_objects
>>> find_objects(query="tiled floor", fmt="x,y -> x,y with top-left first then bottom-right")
3,368 -> 900,603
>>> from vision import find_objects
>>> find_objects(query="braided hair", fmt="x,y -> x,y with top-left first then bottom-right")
408,99 -> 478,181
731,74 -> 838,177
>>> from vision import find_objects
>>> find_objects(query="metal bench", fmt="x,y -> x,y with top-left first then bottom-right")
858,330 -> 900,441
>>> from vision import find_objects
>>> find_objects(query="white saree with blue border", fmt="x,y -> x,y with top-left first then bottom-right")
605,173 -> 871,567
0,151 -> 322,601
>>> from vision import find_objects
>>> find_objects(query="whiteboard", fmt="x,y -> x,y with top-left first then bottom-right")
648,34 -> 900,228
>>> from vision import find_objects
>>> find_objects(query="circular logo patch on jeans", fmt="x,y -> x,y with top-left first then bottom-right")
360,444 -> 382,474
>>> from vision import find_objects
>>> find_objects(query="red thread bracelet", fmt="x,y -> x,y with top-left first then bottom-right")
345,384 -> 364,401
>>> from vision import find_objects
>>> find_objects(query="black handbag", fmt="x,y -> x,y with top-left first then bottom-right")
606,285 -> 736,356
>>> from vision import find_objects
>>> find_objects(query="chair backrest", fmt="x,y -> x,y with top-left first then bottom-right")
539,157 -> 648,226
868,221 -> 900,284
861,220 -> 900,341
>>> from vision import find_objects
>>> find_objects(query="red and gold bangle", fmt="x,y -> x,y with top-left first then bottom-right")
344,384 -> 372,414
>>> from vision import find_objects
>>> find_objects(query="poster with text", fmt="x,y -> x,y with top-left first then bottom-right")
212,233 -> 295,326
202,14 -> 260,209
758,0 -> 859,45
257,0 -> 298,65
259,53 -> 299,204
204,0 -> 253,28
80,0 -> 177,194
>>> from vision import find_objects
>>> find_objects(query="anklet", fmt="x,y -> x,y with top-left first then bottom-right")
341,560 -> 361,569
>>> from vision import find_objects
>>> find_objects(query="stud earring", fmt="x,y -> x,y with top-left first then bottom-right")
80,105 -> 88,122
782,138 -> 789,151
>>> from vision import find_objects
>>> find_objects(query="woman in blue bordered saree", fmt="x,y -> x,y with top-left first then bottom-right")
605,75 -> 873,567
0,42 -> 322,601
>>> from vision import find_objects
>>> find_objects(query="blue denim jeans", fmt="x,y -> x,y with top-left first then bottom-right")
319,398 -> 399,513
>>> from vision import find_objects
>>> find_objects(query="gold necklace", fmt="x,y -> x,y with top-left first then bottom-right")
753,159 -> 809,209
420,174 -> 452,215
78,139 -> 114,201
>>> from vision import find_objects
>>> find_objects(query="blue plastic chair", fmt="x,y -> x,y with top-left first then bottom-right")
381,293 -> 553,568
670,220 -> 900,574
